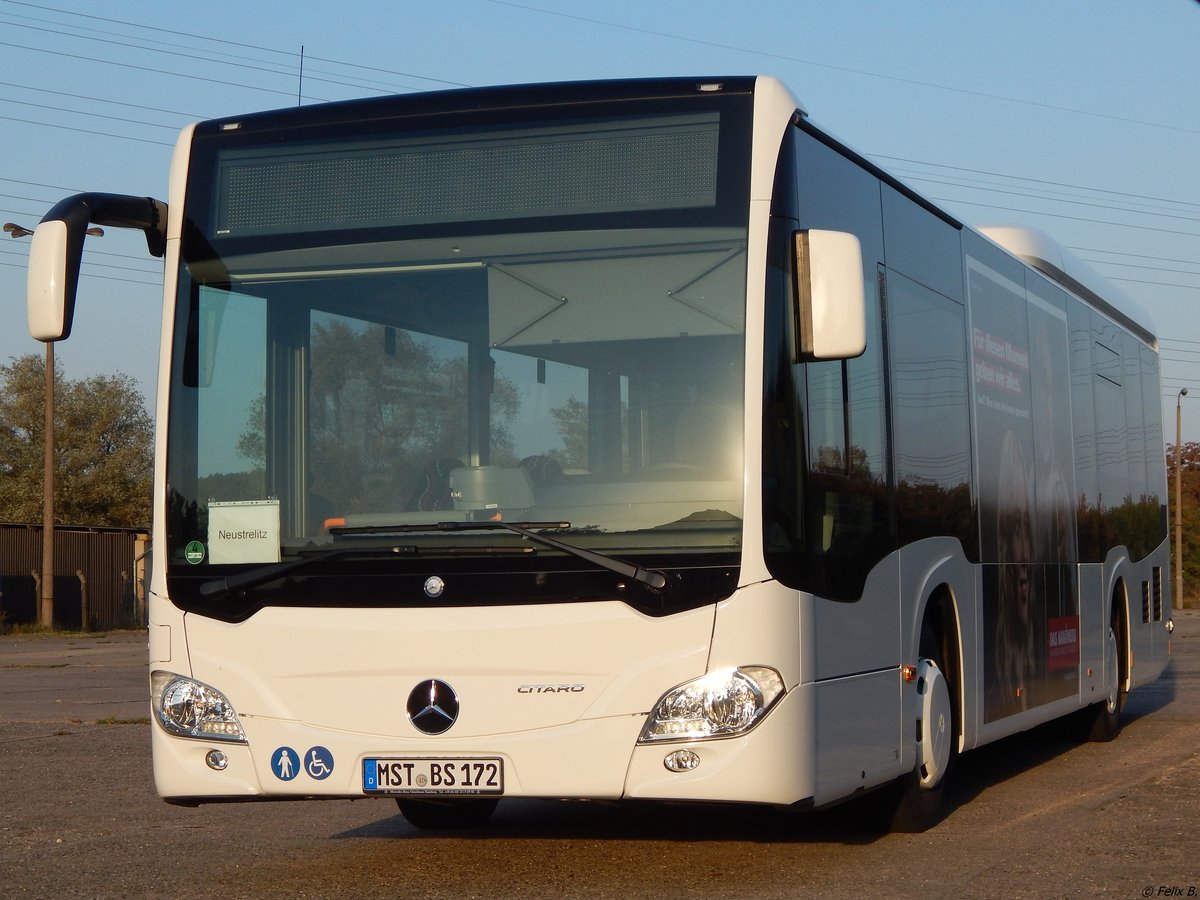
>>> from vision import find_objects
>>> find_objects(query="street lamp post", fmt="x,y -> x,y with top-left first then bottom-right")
5,221 -> 102,628
40,341 -> 55,628
1176,388 -> 1188,612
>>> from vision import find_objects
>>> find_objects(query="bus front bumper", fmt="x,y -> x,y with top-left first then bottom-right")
152,686 -> 815,807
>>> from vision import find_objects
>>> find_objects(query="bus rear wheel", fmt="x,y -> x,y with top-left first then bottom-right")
396,797 -> 499,830
1073,605 -> 1126,743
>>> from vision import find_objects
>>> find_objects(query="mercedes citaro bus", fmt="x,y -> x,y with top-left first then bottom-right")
25,76 -> 1173,831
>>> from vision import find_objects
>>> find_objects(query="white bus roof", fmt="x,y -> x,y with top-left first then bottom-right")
978,225 -> 1157,347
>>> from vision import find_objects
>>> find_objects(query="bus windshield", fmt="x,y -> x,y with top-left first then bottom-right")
165,98 -> 751,602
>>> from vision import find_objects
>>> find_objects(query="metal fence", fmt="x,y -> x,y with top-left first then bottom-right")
0,523 -> 150,631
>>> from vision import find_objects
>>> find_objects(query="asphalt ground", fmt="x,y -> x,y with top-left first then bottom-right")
1,612 -> 1198,899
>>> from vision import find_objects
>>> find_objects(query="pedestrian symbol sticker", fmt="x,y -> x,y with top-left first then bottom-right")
305,746 -> 334,780
271,746 -> 300,781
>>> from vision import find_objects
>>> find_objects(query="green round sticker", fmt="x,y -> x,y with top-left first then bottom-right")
184,541 -> 206,565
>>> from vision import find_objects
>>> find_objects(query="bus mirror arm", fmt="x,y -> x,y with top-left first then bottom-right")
27,193 -> 167,342
792,229 -> 867,362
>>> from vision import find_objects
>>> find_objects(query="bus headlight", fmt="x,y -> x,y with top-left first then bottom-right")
638,666 -> 785,743
152,671 -> 247,743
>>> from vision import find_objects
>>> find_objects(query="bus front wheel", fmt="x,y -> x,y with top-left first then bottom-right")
887,621 -> 956,833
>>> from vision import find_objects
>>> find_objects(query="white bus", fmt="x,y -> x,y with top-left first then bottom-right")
26,76 -> 1173,831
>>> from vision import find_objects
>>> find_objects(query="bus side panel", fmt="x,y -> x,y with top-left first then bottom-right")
896,538 -> 978,753
809,555 -> 902,798
812,670 -> 899,805
811,555 -> 900,682
1126,543 -> 1171,689
807,538 -> 979,802
1077,562 -> 1106,706
965,234 -> 1087,727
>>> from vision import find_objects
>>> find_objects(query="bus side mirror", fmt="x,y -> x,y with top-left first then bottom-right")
793,229 -> 866,361
26,193 -> 167,342
27,219 -> 77,341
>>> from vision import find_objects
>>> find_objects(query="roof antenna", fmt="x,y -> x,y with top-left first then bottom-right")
298,45 -> 305,106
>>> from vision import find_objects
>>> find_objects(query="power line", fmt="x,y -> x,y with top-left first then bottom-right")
0,38 -> 307,101
0,258 -> 158,287
899,172 -> 1200,225
0,0 -> 298,58
0,78 -> 202,120
0,18 -> 416,98
6,2 -> 1197,225
2,28 -> 417,106
1071,247 -> 1200,267
917,178 -> 1200,228
0,92 -> 180,131
1078,258 -> 1200,278
1,190 -> 61,205
0,244 -> 161,272
0,245 -> 159,276
0,203 -> 46,220
0,8 -> 298,73
484,0 -> 1200,138
0,0 -> 466,90
0,174 -> 83,193
872,154 -> 1200,212
0,15 -> 298,79
930,196 -> 1200,240
0,111 -> 173,146
1110,277 -> 1200,291
839,156 -> 1200,276
2,2 -> 1198,326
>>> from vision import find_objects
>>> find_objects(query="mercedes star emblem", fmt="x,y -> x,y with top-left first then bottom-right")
407,678 -> 460,734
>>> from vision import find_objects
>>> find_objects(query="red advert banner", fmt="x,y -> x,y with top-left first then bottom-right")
1047,615 -> 1080,672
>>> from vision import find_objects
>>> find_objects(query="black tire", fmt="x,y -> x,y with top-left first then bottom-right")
1073,603 -> 1126,743
886,620 -> 957,833
396,797 -> 499,830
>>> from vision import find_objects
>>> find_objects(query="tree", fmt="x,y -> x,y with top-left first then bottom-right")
230,322 -> 522,516
1168,442 -> 1200,608
547,396 -> 588,469
0,354 -> 153,527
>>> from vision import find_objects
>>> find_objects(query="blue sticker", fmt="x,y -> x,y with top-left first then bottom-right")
305,745 -> 334,780
271,746 -> 300,781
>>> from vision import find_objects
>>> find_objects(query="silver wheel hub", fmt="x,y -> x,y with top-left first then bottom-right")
1104,626 -> 1120,715
916,657 -> 952,789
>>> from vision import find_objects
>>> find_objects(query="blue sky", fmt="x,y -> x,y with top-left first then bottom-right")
3,0 -> 1200,441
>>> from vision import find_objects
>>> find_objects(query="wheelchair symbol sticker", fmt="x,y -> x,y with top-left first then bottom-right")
271,746 -> 300,781
305,745 -> 334,780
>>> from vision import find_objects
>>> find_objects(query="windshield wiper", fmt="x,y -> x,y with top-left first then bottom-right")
198,546 -> 418,598
329,520 -> 669,590
197,542 -> 535,598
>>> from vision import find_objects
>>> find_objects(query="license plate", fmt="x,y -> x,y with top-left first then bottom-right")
362,757 -> 504,795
